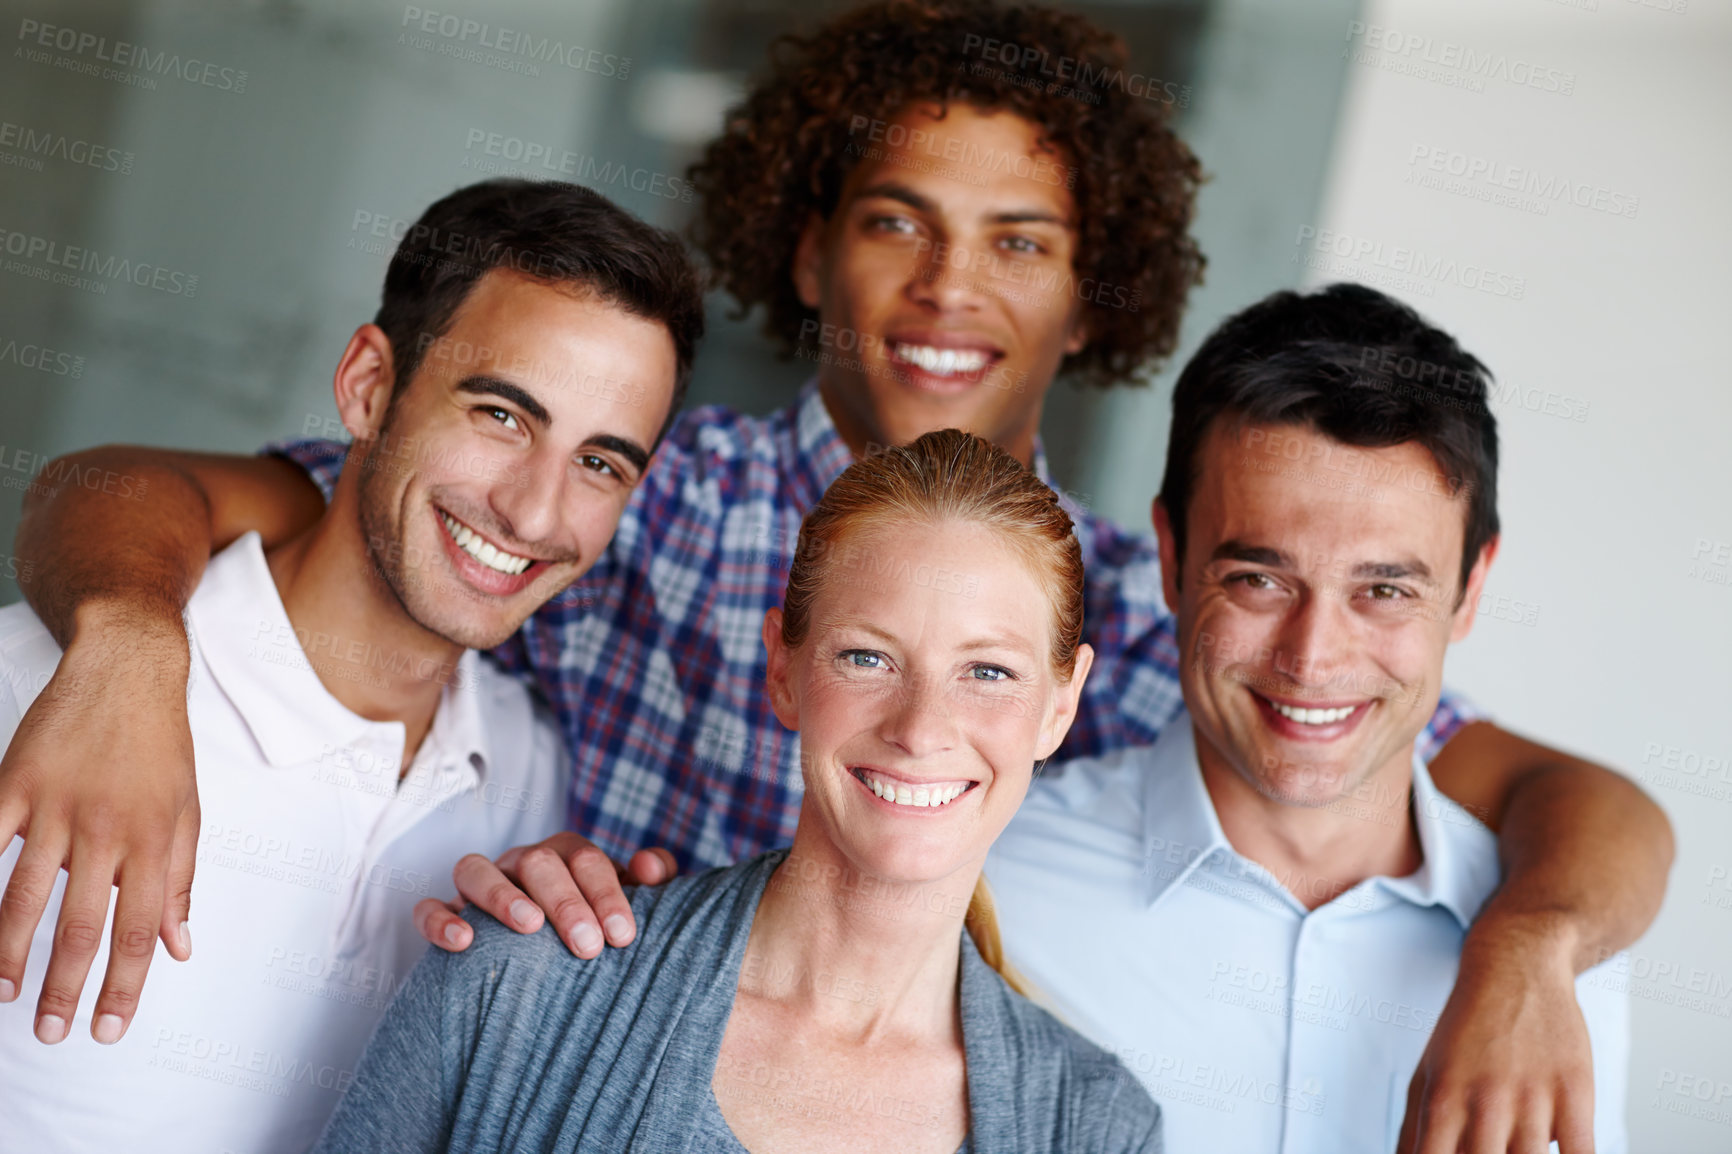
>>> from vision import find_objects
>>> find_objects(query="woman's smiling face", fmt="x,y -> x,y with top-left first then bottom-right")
763,518 -> 1091,887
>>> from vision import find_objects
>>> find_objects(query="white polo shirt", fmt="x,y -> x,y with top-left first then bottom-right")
0,533 -> 567,1154
985,718 -> 1629,1154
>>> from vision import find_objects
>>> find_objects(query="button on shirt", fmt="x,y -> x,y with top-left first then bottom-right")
274,382 -> 1478,869
0,533 -> 567,1154
984,720 -> 1629,1154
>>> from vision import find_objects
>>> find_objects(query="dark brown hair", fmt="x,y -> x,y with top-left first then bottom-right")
1158,283 -> 1500,598
689,0 -> 1204,387
374,179 -> 705,440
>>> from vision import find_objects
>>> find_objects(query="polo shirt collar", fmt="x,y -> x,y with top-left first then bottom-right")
1139,713 -> 1499,927
188,532 -> 490,779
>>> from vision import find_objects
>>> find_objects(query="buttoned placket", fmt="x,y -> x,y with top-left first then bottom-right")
325,721 -> 480,958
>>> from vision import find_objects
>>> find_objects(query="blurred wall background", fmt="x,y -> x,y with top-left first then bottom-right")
0,0 -> 1726,1147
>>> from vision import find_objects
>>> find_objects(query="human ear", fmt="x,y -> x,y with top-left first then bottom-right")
791,214 -> 828,312
332,325 -> 397,441
1035,642 -> 1094,760
1153,500 -> 1182,608
762,607 -> 801,730
1449,535 -> 1502,642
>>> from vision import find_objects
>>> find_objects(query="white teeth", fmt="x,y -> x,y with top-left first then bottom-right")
1270,701 -> 1358,725
858,771 -> 970,808
441,512 -> 533,576
892,343 -> 990,377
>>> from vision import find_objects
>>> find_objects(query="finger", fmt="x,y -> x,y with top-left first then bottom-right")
1461,1094 -> 1515,1154
1553,1077 -> 1596,1154
36,839 -> 116,1044
514,845 -> 602,958
1407,1074 -> 1468,1154
0,827 -> 67,1006
562,843 -> 637,948
90,854 -> 167,1044
158,796 -> 198,962
451,853 -> 543,934
414,898 -> 474,951
626,848 -> 677,886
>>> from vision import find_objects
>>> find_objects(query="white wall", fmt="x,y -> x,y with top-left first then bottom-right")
1311,1 -> 1732,1149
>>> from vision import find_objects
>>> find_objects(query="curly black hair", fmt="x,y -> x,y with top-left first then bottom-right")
688,0 -> 1205,388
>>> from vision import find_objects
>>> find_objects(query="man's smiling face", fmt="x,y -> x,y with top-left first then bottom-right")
793,102 -> 1088,457
1157,421 -> 1495,809
356,269 -> 676,650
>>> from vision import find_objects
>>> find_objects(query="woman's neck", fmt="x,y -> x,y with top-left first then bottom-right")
742,829 -> 979,1043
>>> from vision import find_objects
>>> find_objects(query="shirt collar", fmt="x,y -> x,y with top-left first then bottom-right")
1139,714 -> 1499,926
189,532 -> 491,779
1140,721 -> 1235,909
790,376 -> 1056,495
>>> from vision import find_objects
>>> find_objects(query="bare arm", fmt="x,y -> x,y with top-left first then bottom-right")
0,445 -> 321,1044
1403,720 -> 1675,1152
16,446 -> 325,645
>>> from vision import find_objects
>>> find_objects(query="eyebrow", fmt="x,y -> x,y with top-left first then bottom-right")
1210,540 -> 1438,585
853,180 -> 1071,229
586,432 -> 651,476
455,376 -> 551,426
456,376 -> 651,476
830,618 -> 1036,656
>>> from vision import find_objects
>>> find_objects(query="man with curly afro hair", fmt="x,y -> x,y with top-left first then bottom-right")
19,6 -> 1670,1151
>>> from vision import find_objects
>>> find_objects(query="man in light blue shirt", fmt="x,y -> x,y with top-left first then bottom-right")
986,283 -> 1628,1154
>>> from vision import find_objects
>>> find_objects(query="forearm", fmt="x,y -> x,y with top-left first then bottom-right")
1476,761 -> 1674,974
16,447 -> 215,645
16,444 -> 325,647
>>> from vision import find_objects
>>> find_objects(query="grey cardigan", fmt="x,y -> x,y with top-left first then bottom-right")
312,850 -> 1162,1153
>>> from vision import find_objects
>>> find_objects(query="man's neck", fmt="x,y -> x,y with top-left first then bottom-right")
816,375 -> 1040,470
1196,727 -> 1423,912
264,486 -> 461,773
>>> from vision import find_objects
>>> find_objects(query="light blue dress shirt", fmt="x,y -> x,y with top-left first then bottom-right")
985,717 -> 1628,1154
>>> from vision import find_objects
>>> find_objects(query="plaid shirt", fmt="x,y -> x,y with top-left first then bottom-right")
276,383 -> 1476,869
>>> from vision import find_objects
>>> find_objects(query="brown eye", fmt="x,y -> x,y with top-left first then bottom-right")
578,453 -> 619,479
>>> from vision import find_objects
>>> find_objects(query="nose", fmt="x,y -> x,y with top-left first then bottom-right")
485,445 -> 567,549
1270,593 -> 1352,693
907,238 -> 991,313
878,670 -> 959,760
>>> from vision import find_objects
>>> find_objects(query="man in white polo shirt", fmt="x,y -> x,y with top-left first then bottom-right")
0,178 -> 700,1153
986,284 -> 1629,1153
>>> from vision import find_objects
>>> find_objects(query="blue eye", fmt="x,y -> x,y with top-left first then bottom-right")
841,650 -> 886,669
971,664 -> 1013,682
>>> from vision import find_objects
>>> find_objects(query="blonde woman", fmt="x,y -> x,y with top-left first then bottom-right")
313,430 -> 1160,1154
